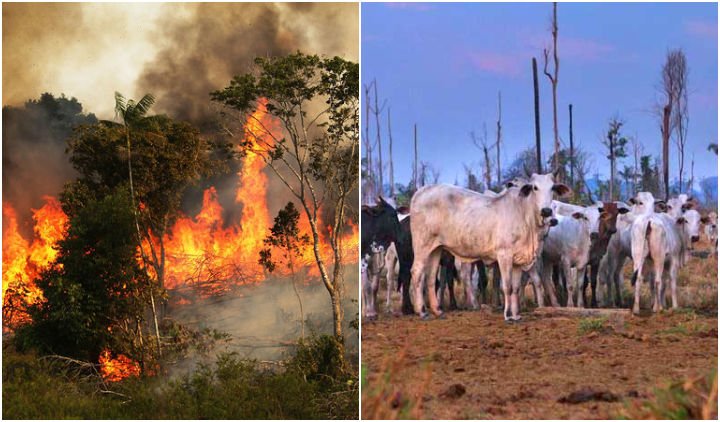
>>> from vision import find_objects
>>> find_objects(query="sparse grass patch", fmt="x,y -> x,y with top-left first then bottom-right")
577,316 -> 609,335
619,370 -> 717,419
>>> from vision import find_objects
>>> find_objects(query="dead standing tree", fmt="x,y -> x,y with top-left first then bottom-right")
371,80 -> 388,196
496,91 -> 502,187
387,107 -> 395,197
532,58 -> 543,173
471,126 -> 493,190
657,49 -> 687,199
363,83 -> 375,202
543,2 -> 560,177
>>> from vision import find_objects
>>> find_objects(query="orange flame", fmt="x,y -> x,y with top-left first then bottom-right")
99,348 -> 141,382
2,197 -> 67,329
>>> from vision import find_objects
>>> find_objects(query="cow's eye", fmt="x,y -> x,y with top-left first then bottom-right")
638,201 -> 643,205
668,205 -> 673,209
533,185 -> 538,191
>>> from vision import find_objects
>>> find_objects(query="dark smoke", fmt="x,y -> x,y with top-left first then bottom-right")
2,94 -> 97,234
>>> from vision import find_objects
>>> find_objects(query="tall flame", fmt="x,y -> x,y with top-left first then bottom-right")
2,197 -> 67,328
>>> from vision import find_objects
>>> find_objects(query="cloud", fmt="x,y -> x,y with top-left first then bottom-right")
465,51 -> 523,77
684,19 -> 717,38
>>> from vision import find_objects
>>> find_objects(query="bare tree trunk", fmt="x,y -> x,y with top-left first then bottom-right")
609,133 -> 615,201
632,139 -> 640,197
532,58 -> 542,173
662,104 -> 671,199
544,2 -> 560,175
414,124 -> 418,190
569,103 -> 574,188
496,91 -> 502,187
373,80 -> 383,196
388,108 -> 394,197
688,154 -> 694,194
364,84 -> 373,201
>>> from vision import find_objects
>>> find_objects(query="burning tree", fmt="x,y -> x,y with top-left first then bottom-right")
211,52 -> 359,345
259,202 -> 311,339
15,189 -> 151,365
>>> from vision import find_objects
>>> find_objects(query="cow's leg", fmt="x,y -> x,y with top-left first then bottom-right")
410,250 -> 429,318
362,270 -> 377,320
576,265 -> 587,308
541,259 -> 559,307
563,260 -> 576,308
436,267 -> 446,311
493,263 -> 502,308
528,263 -> 545,308
370,272 -> 381,318
509,266 -> 523,320
385,259 -> 396,314
613,257 -> 625,308
465,269 -> 479,310
447,271 -> 458,311
497,255 -> 514,321
477,261 -> 488,305
589,263 -> 599,308
631,261 -> 644,316
426,248 -> 444,317
651,258 -> 665,312
669,259 -> 679,309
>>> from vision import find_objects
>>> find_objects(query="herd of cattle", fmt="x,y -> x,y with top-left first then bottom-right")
361,172 -> 718,322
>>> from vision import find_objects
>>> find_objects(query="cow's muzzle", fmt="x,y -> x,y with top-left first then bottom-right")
540,207 -> 553,218
691,235 -> 700,243
548,218 -> 558,227
590,232 -> 599,241
607,227 -> 617,235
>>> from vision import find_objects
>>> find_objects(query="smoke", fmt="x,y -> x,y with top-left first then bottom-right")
167,266 -> 358,375
136,2 -> 358,127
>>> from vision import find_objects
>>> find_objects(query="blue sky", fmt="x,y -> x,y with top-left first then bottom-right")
362,2 -> 718,188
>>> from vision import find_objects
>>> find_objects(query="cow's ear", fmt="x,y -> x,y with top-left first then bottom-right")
676,217 -> 687,225
572,212 -> 585,220
629,198 -> 637,205
520,184 -> 533,197
397,206 -> 410,214
505,181 -> 515,189
597,207 -> 605,214
681,203 -> 693,211
701,216 -> 711,224
618,207 -> 630,214
552,184 -> 571,197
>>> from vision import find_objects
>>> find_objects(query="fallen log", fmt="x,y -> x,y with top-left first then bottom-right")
533,306 -> 630,318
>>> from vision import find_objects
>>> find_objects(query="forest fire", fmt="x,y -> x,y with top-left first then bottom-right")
98,349 -> 141,382
2,101 -> 358,323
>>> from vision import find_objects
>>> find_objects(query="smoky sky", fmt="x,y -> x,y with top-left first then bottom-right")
3,2 -> 358,224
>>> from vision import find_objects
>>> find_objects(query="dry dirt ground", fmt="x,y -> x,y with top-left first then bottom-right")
362,246 -> 718,419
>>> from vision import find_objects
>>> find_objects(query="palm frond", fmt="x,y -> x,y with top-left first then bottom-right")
114,92 -> 127,120
134,94 -> 156,117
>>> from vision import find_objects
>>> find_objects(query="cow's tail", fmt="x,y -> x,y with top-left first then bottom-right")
631,220 -> 652,286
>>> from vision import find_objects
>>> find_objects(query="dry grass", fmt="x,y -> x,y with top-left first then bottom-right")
361,342 -> 429,420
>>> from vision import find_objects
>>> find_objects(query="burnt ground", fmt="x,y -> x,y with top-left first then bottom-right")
361,247 -> 718,419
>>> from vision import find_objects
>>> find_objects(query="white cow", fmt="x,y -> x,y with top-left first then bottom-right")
539,205 -> 601,308
409,173 -> 570,320
629,192 -> 700,314
703,212 -> 718,255
362,243 -> 386,320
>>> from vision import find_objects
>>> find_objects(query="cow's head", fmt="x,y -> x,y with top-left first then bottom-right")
519,173 -> 571,221
361,196 -> 402,254
597,202 -> 623,237
681,209 -> 702,246
628,192 -> 657,216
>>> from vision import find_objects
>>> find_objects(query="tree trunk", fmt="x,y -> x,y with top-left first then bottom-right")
569,104 -> 574,188
662,104 -> 671,199
364,85 -> 373,201
414,124 -> 418,190
388,108 -> 394,197
610,134 -> 615,201
483,144 -> 492,190
532,58 -> 542,173
374,81 -> 383,196
496,91 -> 502,187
